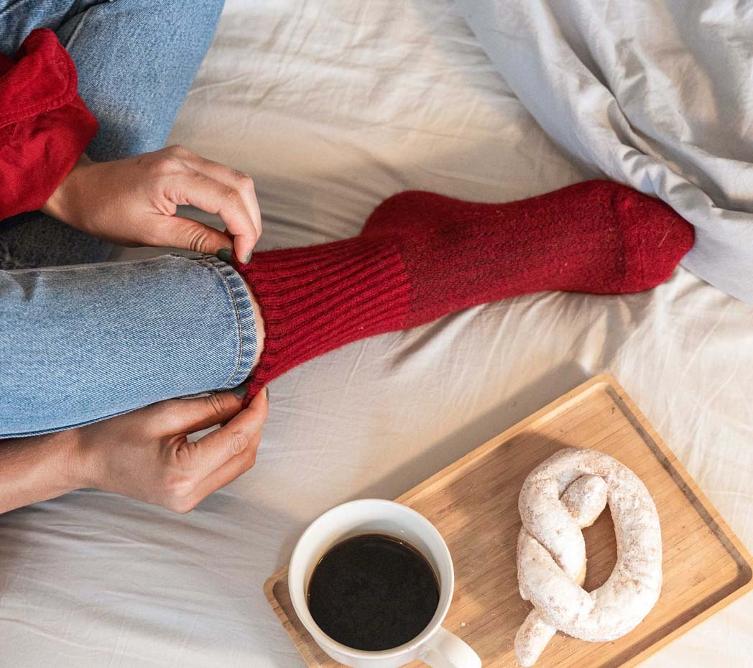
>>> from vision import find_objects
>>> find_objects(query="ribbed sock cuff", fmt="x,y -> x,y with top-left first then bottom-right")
239,236 -> 411,397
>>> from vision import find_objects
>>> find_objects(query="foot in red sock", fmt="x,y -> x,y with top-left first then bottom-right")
236,180 -> 694,400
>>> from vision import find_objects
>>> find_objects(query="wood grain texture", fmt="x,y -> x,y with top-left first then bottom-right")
265,374 -> 753,667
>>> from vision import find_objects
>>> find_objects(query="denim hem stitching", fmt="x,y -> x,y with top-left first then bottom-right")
195,254 -> 257,388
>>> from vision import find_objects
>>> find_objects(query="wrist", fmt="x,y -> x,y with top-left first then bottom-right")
42,153 -> 92,224
35,428 -> 96,492
45,428 -> 91,492
0,429 -> 88,514
67,428 -> 105,490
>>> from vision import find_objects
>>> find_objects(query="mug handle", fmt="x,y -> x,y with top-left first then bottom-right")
420,626 -> 481,668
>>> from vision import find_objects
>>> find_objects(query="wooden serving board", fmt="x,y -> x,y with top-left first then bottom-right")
264,375 -> 753,666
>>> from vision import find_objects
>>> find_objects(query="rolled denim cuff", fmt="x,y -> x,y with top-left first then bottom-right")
194,254 -> 257,388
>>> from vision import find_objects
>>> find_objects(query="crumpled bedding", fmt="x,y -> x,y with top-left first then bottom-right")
458,0 -> 753,304
2,1 -> 753,666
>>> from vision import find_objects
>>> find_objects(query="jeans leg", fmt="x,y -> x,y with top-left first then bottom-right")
58,0 -> 225,159
0,215 -> 113,270
0,0 -> 224,268
0,0 -> 78,53
0,254 -> 257,438
0,0 -> 109,268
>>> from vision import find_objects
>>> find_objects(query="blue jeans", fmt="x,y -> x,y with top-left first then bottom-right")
0,0 -> 260,437
0,0 -> 225,268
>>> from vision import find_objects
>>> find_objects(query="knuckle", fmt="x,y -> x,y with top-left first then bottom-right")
237,173 -> 255,190
189,170 -> 209,184
246,435 -> 261,468
162,471 -> 195,499
151,155 -> 183,178
227,430 -> 248,456
166,496 -> 196,514
222,185 -> 242,206
186,226 -> 213,253
253,400 -> 269,423
206,392 -> 228,419
166,144 -> 189,158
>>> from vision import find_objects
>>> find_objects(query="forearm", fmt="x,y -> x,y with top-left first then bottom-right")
41,154 -> 93,224
0,431 -> 83,514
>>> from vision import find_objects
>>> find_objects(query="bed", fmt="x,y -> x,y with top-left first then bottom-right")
2,1 -> 753,665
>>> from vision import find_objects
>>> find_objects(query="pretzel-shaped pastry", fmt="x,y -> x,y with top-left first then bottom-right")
515,448 -> 662,666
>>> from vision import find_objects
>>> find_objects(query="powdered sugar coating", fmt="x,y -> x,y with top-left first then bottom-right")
514,448 -> 662,666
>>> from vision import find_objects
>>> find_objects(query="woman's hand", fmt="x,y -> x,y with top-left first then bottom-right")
78,387 -> 269,512
43,146 -> 261,262
0,387 -> 268,515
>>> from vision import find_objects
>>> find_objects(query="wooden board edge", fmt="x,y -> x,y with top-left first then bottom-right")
397,373 -> 615,504
606,375 -> 753,573
622,575 -> 753,667
264,573 -> 295,634
265,574 -> 326,666
603,376 -> 753,666
263,572 -> 281,608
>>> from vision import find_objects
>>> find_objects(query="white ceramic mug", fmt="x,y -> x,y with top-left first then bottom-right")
288,499 -> 482,668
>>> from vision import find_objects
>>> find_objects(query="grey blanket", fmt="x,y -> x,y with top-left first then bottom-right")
458,0 -> 753,303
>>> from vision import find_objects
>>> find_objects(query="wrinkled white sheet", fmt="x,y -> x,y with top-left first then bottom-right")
458,0 -> 753,304
2,1 -> 753,666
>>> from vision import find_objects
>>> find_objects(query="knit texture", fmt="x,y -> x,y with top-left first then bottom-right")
237,180 -> 694,399
241,236 -> 412,397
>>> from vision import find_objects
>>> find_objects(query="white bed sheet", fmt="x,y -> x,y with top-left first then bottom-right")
2,1 -> 753,666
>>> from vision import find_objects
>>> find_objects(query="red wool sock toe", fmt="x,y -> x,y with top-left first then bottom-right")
236,180 -> 694,399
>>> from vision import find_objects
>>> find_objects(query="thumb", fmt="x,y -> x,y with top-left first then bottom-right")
159,215 -> 233,255
157,388 -> 246,435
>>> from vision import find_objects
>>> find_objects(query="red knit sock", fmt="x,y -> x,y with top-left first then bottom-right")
236,180 -> 694,399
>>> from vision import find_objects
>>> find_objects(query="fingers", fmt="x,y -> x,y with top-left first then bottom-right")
161,215 -> 235,257
143,388 -> 268,514
189,387 -> 268,479
156,389 -> 245,435
155,146 -> 261,261
186,389 -> 270,507
186,430 -> 261,509
177,153 -> 262,248
167,171 -> 258,260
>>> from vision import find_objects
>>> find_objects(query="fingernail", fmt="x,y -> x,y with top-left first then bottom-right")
231,382 -> 249,398
243,250 -> 253,264
217,248 -> 232,263
265,386 -> 270,400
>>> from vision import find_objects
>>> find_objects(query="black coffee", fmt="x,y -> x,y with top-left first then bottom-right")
307,533 -> 440,651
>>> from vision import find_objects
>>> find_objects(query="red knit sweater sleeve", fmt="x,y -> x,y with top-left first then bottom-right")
0,29 -> 97,220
